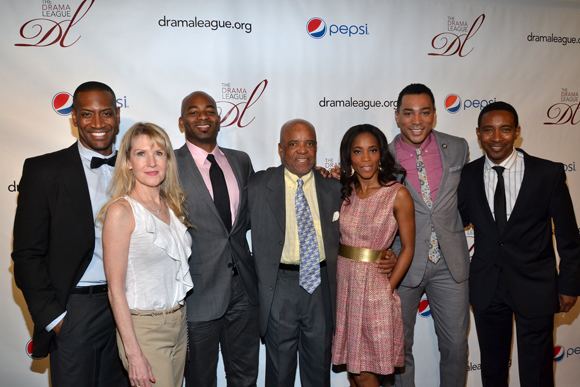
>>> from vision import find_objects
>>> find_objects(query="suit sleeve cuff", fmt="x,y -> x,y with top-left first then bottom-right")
45,311 -> 67,332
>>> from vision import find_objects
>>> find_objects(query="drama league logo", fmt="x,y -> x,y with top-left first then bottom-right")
553,345 -> 565,362
544,88 -> 579,125
14,0 -> 95,48
306,17 -> 327,39
444,94 -> 462,113
217,79 -> 268,128
25,339 -> 34,358
428,14 -> 485,57
52,92 -> 73,115
418,294 -> 431,318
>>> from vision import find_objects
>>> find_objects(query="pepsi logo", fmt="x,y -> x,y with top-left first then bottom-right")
554,345 -> 565,362
52,92 -> 73,116
445,94 -> 462,113
307,17 -> 327,39
25,339 -> 34,358
418,296 -> 431,318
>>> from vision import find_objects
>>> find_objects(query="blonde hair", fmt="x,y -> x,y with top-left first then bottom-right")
99,122 -> 189,226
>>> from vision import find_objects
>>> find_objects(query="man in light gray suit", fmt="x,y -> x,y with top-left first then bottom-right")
175,91 -> 259,387
390,84 -> 470,387
248,119 -> 342,387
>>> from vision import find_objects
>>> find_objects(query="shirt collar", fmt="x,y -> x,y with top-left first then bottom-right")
77,141 -> 116,162
484,148 -> 518,170
284,168 -> 314,186
396,131 -> 435,153
186,140 -> 223,162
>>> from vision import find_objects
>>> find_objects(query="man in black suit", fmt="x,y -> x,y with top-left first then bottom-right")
458,101 -> 580,387
248,119 -> 342,387
12,81 -> 128,386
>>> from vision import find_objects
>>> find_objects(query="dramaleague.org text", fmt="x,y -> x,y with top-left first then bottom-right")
158,16 -> 252,34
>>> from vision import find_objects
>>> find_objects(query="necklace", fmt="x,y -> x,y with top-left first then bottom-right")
131,193 -> 164,216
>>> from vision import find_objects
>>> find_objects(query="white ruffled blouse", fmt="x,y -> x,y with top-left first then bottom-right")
123,196 -> 193,311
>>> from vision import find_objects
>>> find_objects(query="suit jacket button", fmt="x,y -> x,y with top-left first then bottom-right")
498,241 -> 504,246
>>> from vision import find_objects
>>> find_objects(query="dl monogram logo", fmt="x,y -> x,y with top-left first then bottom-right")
14,0 -> 95,48
428,14 -> 486,57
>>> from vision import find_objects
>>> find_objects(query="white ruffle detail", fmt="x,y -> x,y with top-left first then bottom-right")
143,210 -> 194,293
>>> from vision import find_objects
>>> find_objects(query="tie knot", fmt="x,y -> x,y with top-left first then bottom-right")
492,166 -> 505,176
297,178 -> 304,189
415,147 -> 422,156
207,154 -> 217,164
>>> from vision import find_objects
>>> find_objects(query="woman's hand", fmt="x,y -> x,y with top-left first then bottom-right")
127,351 -> 156,387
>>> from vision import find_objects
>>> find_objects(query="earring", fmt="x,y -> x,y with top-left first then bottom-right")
379,163 -> 383,172
351,166 -> 355,176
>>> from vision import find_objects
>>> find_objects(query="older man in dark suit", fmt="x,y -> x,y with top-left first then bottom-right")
12,81 -> 128,386
175,91 -> 259,387
458,101 -> 580,387
248,119 -> 342,387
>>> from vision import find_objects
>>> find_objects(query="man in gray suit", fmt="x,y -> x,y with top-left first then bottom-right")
175,91 -> 259,387
248,119 -> 342,387
390,84 -> 470,387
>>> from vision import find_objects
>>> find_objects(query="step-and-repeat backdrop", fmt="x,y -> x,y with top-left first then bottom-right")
1,0 -> 579,385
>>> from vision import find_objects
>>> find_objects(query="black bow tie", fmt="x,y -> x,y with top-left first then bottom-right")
90,154 -> 117,169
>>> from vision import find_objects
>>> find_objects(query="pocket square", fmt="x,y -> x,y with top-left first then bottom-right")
332,211 -> 340,222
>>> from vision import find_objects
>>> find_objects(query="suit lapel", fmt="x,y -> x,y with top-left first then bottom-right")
177,145 -> 227,231
432,132 -> 450,210
222,149 -> 244,231
502,150 -> 531,231
266,166 -> 286,233
473,157 -> 496,226
314,173 -> 333,236
62,143 -> 94,227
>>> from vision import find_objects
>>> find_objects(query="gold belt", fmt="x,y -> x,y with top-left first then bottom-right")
339,244 -> 383,263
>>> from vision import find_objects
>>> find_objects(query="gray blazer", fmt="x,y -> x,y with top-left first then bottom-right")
389,130 -> 470,287
176,145 -> 257,322
248,166 -> 342,336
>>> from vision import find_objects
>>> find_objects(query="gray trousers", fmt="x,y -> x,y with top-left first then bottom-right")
265,266 -> 332,387
394,259 -> 469,387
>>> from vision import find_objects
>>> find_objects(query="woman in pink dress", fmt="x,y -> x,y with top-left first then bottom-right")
332,124 -> 415,387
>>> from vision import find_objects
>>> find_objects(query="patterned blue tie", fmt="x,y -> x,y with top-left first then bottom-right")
295,178 -> 321,294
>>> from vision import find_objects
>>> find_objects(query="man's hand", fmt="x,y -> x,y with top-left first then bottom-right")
377,249 -> 398,276
559,294 -> 577,313
52,320 -> 64,335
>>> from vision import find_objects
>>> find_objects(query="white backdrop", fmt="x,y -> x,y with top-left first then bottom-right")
2,0 -> 580,386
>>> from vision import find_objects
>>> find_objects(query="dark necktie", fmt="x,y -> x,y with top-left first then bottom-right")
207,154 -> 232,232
90,154 -> 116,169
492,166 -> 507,232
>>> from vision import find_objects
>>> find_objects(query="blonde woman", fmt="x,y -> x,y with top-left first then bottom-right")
101,122 -> 193,387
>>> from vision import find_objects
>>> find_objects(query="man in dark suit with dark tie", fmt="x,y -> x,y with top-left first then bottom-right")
458,101 -> 580,387
12,81 -> 128,386
248,119 -> 342,387
175,91 -> 259,387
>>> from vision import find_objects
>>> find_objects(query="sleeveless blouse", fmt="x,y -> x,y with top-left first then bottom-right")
124,196 -> 193,311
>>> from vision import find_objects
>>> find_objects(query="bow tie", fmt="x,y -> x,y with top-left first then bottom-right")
90,154 -> 117,169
